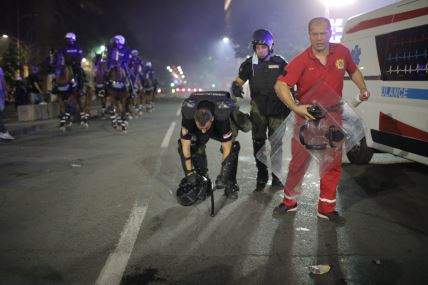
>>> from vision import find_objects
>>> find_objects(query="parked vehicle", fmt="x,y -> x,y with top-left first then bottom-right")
342,0 -> 428,165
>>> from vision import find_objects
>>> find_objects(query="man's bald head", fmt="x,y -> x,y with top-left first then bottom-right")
308,17 -> 331,32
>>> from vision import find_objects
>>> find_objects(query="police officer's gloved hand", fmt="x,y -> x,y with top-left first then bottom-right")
231,81 -> 244,98
186,172 -> 201,186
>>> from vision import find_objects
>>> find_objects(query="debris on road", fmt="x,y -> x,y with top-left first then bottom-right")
308,264 -> 331,275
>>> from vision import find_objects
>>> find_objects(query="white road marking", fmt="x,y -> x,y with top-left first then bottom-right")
161,121 -> 176,148
176,107 -> 181,116
96,116 -> 178,284
95,201 -> 148,285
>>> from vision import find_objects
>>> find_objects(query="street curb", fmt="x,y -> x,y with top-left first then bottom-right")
5,105 -> 103,139
7,120 -> 58,138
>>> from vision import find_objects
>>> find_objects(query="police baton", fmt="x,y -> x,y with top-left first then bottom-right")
210,184 -> 216,217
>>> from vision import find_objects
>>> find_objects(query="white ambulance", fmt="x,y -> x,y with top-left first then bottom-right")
341,0 -> 428,165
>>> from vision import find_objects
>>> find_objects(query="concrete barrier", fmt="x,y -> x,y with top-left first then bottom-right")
47,102 -> 60,119
17,104 -> 49,121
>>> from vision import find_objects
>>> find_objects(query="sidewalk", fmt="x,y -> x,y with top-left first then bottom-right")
2,93 -> 172,139
3,102 -> 102,139
5,118 -> 58,139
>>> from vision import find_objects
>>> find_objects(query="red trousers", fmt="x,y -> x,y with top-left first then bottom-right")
282,134 -> 342,214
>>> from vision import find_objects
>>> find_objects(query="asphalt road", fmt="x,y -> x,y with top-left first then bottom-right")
1,96 -> 427,285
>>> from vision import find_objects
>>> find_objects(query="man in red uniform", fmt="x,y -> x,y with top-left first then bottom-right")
273,17 -> 370,225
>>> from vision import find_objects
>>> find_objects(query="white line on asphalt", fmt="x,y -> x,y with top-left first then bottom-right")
96,120 -> 174,284
161,121 -> 176,148
176,107 -> 181,116
95,201 -> 148,285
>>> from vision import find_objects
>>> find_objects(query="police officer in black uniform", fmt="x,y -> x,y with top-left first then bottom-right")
231,29 -> 290,192
177,91 -> 240,206
58,32 -> 86,93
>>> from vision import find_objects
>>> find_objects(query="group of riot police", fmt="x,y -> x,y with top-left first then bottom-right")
176,29 -> 289,206
48,32 -> 157,131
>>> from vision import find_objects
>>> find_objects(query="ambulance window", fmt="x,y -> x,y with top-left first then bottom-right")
376,24 -> 428,81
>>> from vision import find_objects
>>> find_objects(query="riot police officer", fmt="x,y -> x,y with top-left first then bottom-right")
231,29 -> 290,192
130,49 -> 143,67
58,32 -> 87,92
107,35 -> 131,70
142,61 -> 156,111
177,91 -> 240,206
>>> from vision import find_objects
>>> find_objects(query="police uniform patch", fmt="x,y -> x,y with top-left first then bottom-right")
336,59 -> 344,70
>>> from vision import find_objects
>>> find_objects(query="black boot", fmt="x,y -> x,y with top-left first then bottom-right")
270,174 -> 283,190
255,167 -> 268,192
225,182 -> 239,199
253,139 -> 268,192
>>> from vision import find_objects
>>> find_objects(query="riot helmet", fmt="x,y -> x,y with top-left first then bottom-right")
131,49 -> 139,57
176,174 -> 211,206
65,32 -> 76,45
114,35 -> 125,48
251,29 -> 274,53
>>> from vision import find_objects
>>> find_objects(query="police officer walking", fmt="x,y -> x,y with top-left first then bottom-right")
177,91 -> 240,206
231,29 -> 290,192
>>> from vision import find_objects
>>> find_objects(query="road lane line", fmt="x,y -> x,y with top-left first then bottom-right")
97,117 -> 178,284
161,121 -> 176,148
176,107 -> 181,116
95,201 -> 148,285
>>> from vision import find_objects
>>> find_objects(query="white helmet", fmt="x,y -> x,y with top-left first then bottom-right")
114,35 -> 125,45
65,32 -> 76,41
131,49 -> 139,56
146,61 -> 152,68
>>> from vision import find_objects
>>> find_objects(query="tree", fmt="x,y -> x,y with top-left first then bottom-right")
0,39 -> 25,84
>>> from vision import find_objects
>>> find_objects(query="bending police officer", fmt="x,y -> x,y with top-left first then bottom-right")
177,91 -> 240,206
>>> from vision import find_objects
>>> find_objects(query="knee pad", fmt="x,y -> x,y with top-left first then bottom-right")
219,141 -> 240,184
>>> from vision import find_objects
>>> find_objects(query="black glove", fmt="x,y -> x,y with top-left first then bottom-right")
231,110 -> 252,132
185,172 -> 201,186
231,81 -> 244,98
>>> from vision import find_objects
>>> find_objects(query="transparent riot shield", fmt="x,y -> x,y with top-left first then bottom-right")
256,81 -> 365,201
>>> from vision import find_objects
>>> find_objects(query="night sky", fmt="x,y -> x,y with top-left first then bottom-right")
0,0 -> 397,87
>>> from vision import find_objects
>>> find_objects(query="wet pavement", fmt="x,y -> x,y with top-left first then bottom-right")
1,97 -> 427,284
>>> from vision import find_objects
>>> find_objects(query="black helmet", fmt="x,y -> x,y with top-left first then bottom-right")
176,175 -> 211,206
251,29 -> 274,53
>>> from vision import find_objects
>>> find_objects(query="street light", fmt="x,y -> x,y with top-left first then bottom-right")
2,34 -> 8,39
320,0 -> 355,18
